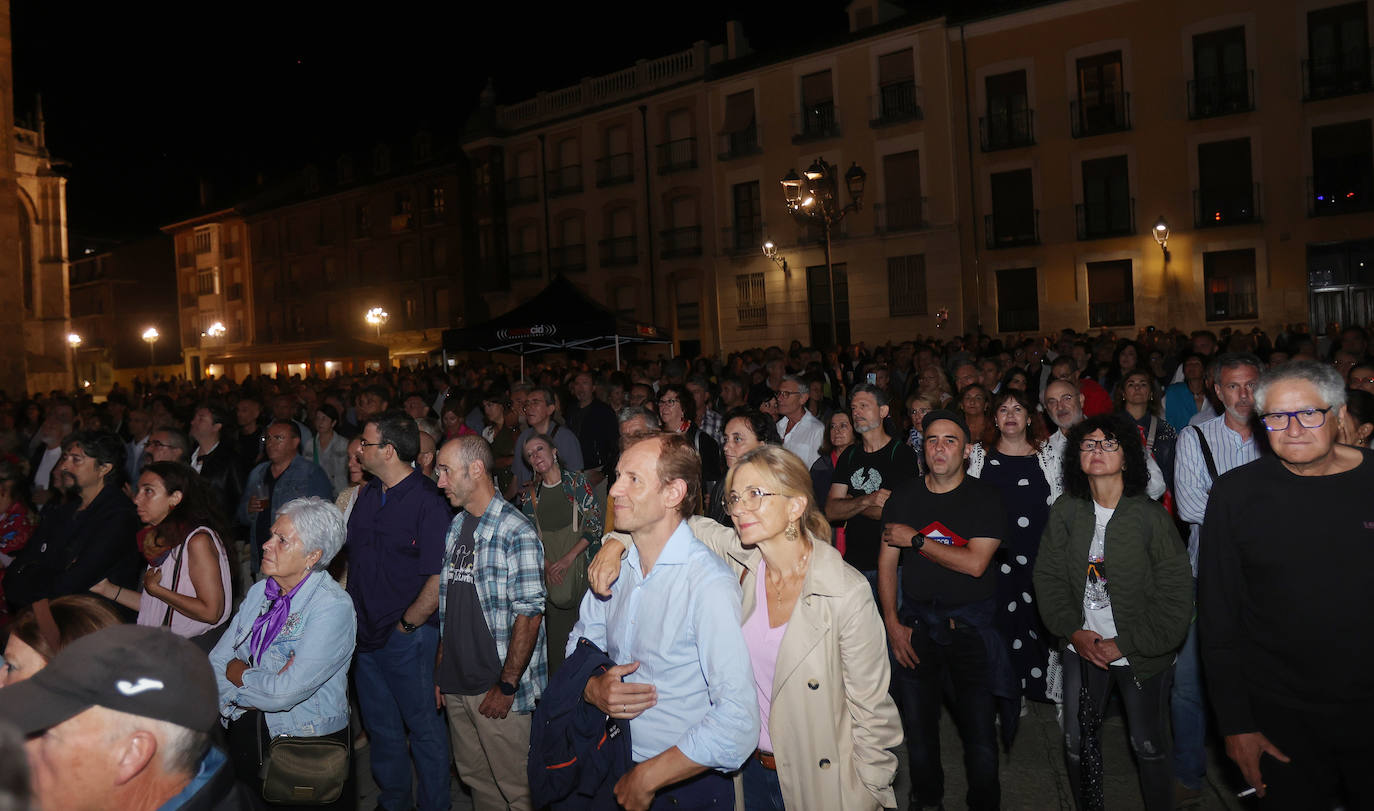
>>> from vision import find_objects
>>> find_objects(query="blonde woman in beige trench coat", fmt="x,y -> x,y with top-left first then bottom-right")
591,445 -> 902,810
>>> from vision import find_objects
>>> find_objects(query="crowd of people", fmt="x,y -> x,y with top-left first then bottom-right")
0,319 -> 1365,810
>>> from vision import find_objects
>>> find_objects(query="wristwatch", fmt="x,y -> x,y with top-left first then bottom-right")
497,680 -> 518,696
913,533 -> 925,551
398,618 -> 419,634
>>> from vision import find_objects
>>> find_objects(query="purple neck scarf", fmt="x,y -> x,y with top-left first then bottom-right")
248,573 -> 311,665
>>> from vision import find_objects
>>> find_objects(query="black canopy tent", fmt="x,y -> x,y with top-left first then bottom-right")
440,276 -> 672,377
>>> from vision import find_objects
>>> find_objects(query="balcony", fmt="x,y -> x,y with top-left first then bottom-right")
656,137 -> 697,174
716,126 -> 760,160
177,252 -> 194,268
984,210 -> 1040,249
506,175 -> 539,205
1309,175 -> 1374,216
1075,198 -> 1136,240
546,165 -> 583,197
869,82 -> 923,127
980,109 -> 1035,152
875,198 -> 929,233
659,226 -> 702,258
180,292 -> 197,308
797,219 -> 847,246
549,244 -> 586,273
389,213 -> 414,233
598,235 -> 638,267
595,153 -> 635,187
226,283 -> 243,302
1193,184 -> 1262,227
509,251 -> 542,280
793,103 -> 841,143
1188,70 -> 1255,119
721,224 -> 763,256
1070,93 -> 1131,138
1303,49 -> 1373,101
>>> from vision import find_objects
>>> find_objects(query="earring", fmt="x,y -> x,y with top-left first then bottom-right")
785,521 -> 799,541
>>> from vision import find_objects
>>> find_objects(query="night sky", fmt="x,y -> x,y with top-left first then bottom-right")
13,0 -> 1009,243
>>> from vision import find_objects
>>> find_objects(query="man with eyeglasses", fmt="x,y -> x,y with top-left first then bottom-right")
775,374 -> 823,469
511,386 -> 584,498
1044,379 -> 1166,501
144,427 -> 190,466
236,420 -> 332,576
1170,350 -> 1264,806
1200,361 -> 1374,808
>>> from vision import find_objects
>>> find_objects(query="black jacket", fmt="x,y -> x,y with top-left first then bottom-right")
529,638 -> 632,810
196,441 -> 243,526
5,483 -> 142,609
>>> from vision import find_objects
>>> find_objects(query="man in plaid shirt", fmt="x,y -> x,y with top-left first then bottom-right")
436,434 -> 547,810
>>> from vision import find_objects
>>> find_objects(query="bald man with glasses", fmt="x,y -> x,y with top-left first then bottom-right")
236,419 -> 333,577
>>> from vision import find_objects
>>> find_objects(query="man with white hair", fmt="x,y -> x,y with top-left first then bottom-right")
1201,361 -> 1374,807
775,374 -> 823,469
0,624 -> 253,810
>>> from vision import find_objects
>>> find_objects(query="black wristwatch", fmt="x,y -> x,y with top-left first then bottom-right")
497,680 -> 518,696
398,618 -> 419,634
913,533 -> 925,550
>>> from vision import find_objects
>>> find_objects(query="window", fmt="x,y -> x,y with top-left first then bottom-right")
1311,119 -> 1374,215
323,256 -> 339,285
430,238 -> 449,273
373,145 -> 391,175
398,242 -> 417,278
337,155 -> 354,184
1305,2 -> 1372,100
600,208 -> 637,267
1074,51 -> 1128,136
284,219 -> 300,254
1087,259 -> 1135,327
987,169 -> 1037,247
720,90 -> 758,158
887,254 -> 927,316
318,208 -> 337,246
675,278 -> 700,330
1203,249 -> 1258,321
196,267 -> 219,296
797,70 -> 838,140
597,125 -> 633,187
612,285 -> 637,320
392,191 -> 414,231
732,181 -> 761,251
736,272 -> 767,328
553,217 -> 586,272
658,109 -> 696,173
1196,138 -> 1257,226
1079,155 -> 1133,239
881,150 -> 923,231
193,227 -> 213,254
983,70 -> 1033,150
429,185 -> 445,215
549,138 -> 582,196
1191,27 -> 1251,118
875,49 -> 919,123
354,202 -> 370,239
996,268 -> 1039,332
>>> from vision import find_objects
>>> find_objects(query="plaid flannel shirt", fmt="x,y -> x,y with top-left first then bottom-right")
699,408 -> 725,446
439,493 -> 547,712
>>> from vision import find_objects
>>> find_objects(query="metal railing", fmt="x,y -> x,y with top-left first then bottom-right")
545,166 -> 583,197
792,103 -> 841,143
1089,300 -> 1135,328
598,236 -> 638,266
796,219 -> 847,246
869,82 -> 923,127
1070,92 -> 1131,138
1075,198 -> 1136,240
656,138 -> 697,173
1187,70 -> 1254,119
1193,184 -> 1261,227
716,126 -> 759,160
720,224 -> 763,256
980,109 -> 1035,151
1308,175 -> 1374,216
874,198 -> 928,232
595,153 -> 635,187
506,175 -> 539,205
984,210 -> 1040,249
659,226 -> 702,258
1303,49 -> 1374,101
549,244 -> 586,273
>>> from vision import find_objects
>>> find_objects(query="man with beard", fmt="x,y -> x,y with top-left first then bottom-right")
5,430 -> 142,610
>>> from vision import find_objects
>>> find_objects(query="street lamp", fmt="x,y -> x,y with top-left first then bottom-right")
761,239 -> 789,274
1153,215 -> 1170,260
779,157 -> 866,349
142,327 -> 159,383
205,321 -> 226,340
365,307 -> 389,340
67,332 -> 81,392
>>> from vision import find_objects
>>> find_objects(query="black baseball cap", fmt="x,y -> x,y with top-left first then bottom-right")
0,624 -> 218,736
922,408 -> 971,442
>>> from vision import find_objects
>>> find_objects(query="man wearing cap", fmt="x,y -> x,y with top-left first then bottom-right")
878,409 -> 1011,811
0,624 -> 253,810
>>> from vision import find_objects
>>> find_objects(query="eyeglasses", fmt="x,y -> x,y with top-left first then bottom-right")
359,440 -> 390,449
1079,438 -> 1122,453
776,390 -> 804,399
143,440 -> 168,449
266,434 -> 293,443
1259,407 -> 1331,432
725,487 -> 780,515
658,398 -> 680,407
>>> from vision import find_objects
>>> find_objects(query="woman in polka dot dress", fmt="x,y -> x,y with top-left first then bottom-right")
966,387 -> 1060,703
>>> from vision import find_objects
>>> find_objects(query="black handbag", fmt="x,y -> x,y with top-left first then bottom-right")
255,713 -> 350,805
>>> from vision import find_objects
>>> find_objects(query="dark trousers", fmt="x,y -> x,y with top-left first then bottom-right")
1062,651 -> 1173,811
226,710 -> 357,810
648,769 -> 733,809
893,614 -> 999,811
741,755 -> 785,811
1251,697 -> 1374,811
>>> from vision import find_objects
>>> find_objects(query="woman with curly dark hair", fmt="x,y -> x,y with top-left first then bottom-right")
1033,414 -> 1192,811
90,461 -> 231,646
706,407 -> 781,525
1114,369 -> 1177,493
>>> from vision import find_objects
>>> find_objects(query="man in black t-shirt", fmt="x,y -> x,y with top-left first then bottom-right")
826,383 -> 919,577
879,409 -> 1008,811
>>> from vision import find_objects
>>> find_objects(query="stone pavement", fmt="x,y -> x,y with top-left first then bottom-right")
353,700 -> 1252,809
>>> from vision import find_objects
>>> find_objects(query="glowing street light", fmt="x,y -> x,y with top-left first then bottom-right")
67,332 -> 82,391
142,326 -> 160,381
365,307 -> 389,339
205,321 -> 226,339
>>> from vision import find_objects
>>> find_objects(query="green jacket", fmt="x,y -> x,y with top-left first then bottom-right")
1033,493 -> 1192,681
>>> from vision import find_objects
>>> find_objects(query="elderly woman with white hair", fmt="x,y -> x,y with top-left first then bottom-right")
209,496 -> 358,808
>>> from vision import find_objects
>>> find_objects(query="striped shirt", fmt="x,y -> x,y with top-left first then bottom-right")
1173,414 -> 1261,575
439,493 -> 547,713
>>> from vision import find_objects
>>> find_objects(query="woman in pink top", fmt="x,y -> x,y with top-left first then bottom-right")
592,445 -> 902,810
91,462 -> 231,645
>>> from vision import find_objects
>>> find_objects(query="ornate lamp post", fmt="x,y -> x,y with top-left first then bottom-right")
779,157 -> 866,349
142,327 -> 159,382
365,307 -> 389,340
66,332 -> 81,392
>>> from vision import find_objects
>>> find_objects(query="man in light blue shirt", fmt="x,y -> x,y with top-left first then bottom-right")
569,432 -> 758,810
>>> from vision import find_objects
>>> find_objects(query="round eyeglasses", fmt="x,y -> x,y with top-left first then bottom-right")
725,487 -> 780,515
1079,438 -> 1121,453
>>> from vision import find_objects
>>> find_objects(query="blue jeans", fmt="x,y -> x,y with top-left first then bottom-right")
741,755 -> 785,811
1170,589 -> 1206,790
354,625 -> 451,811
648,769 -> 732,809
893,608 -> 999,811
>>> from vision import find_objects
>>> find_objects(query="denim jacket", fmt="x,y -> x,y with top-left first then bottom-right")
236,457 -> 335,549
209,571 -> 356,737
